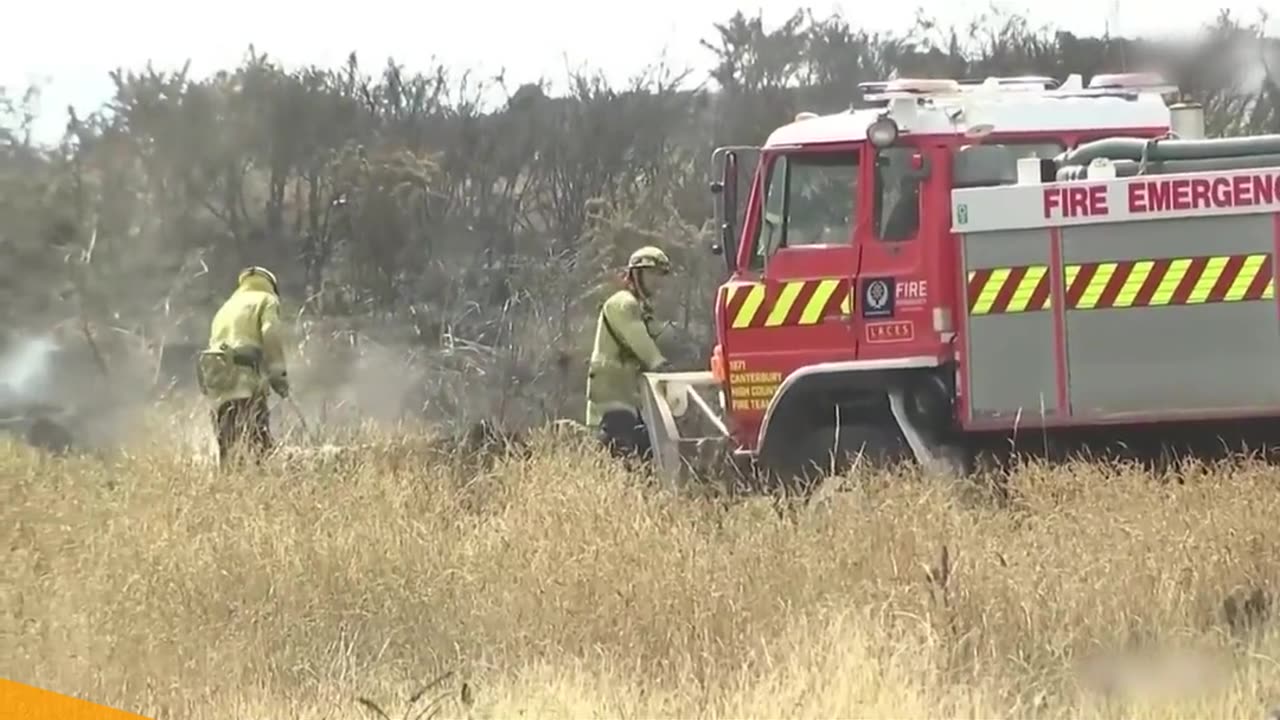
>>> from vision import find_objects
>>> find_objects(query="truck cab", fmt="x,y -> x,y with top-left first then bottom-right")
707,74 -> 1181,481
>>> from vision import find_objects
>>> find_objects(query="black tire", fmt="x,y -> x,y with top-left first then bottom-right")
818,422 -> 911,487
830,422 -> 910,468
765,421 -> 909,496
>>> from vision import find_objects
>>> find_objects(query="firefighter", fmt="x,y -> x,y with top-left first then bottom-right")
196,266 -> 290,468
585,245 -> 671,461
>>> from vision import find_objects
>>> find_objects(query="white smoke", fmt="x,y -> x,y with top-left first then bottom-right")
0,334 -> 58,404
0,330 -> 155,449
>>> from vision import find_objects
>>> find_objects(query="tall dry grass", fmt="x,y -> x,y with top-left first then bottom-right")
4,411 -> 1280,719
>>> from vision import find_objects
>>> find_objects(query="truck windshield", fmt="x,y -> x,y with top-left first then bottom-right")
752,151 -> 858,269
952,141 -> 1064,188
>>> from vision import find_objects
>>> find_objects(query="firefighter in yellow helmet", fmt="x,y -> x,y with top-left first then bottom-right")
585,245 -> 671,460
196,266 -> 290,467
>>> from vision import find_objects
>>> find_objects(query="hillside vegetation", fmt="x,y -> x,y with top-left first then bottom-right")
2,7 -> 1279,429
3,413 -> 1280,718
7,6 -> 1280,719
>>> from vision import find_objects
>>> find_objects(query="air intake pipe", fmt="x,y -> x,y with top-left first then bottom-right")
1170,102 -> 1205,139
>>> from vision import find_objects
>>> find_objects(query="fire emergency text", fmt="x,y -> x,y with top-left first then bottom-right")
1127,174 -> 1280,213
954,167 -> 1280,234
1043,185 -> 1108,218
1042,173 -> 1280,220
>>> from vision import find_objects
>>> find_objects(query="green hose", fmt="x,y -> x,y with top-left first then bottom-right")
1056,153 -> 1280,180
1057,135 -> 1280,168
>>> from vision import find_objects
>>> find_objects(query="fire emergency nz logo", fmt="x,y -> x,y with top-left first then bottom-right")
861,277 -> 895,318
966,252 -> 1276,315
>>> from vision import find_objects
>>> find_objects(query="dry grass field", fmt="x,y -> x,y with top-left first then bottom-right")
5,406 -> 1280,719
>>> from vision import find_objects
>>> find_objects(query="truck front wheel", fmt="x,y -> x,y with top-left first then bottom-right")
764,419 -> 909,495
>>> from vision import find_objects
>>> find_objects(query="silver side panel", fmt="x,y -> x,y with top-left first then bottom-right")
961,212 -> 1280,424
1063,302 -> 1280,414
1061,215 -> 1268,265
962,229 -> 1059,421
1061,216 -> 1280,415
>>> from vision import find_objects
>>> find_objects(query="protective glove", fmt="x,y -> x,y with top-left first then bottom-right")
269,374 -> 290,398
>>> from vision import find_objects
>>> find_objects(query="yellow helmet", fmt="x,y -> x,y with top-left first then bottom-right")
238,266 -> 279,293
627,246 -> 671,274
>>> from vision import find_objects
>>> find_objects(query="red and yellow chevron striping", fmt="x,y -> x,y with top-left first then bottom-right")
723,279 -> 851,329
967,253 -> 1276,315
967,265 -> 1053,315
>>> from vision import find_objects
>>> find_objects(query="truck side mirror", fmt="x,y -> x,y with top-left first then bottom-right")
711,149 -> 740,273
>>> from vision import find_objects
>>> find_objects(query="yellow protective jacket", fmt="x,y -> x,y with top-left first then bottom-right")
585,288 -> 666,427
201,274 -> 288,405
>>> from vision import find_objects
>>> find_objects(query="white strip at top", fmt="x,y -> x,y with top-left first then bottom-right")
950,166 -> 1280,234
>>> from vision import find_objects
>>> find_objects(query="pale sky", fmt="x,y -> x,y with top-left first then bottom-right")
2,0 -> 1276,142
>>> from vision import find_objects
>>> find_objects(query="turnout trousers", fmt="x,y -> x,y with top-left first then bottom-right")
214,393 -> 273,467
597,408 -> 652,463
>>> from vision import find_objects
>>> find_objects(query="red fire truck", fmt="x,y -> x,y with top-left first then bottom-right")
638,73 -> 1280,486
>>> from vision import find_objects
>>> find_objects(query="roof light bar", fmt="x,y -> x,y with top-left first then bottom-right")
888,78 -> 962,95
1088,72 -> 1170,89
857,81 -> 891,96
958,75 -> 1060,90
858,78 -> 962,99
857,73 -> 1179,104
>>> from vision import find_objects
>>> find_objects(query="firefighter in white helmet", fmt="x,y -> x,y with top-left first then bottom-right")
585,245 -> 671,460
196,266 -> 290,468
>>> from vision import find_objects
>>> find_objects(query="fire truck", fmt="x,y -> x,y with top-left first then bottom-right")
638,72 -> 1280,486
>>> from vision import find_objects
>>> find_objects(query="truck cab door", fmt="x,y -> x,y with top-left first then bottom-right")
719,147 -> 861,423
851,143 -> 936,358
